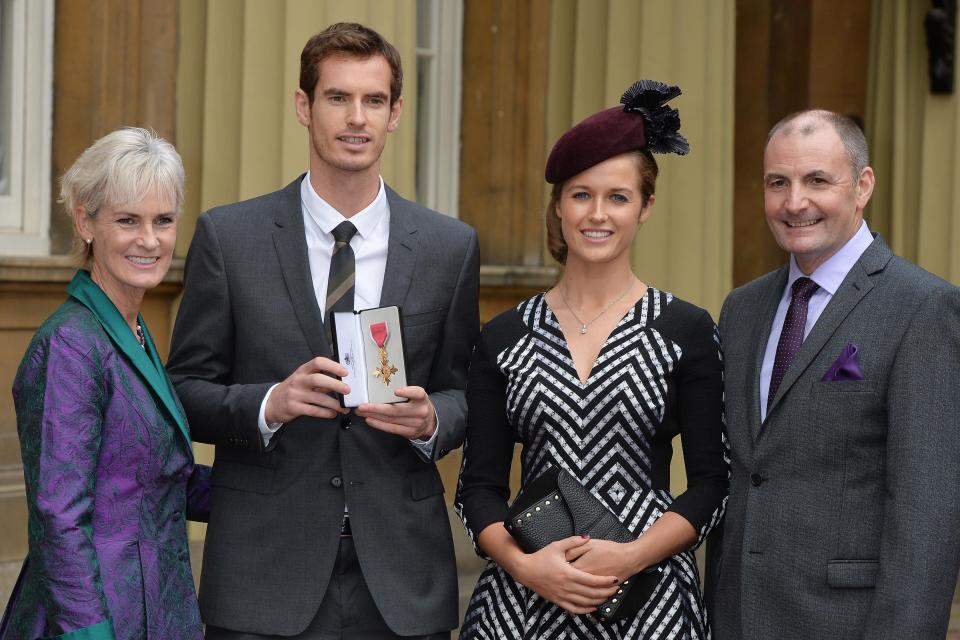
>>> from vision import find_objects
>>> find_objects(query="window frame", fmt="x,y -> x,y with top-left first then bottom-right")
0,0 -> 53,255
415,0 -> 463,217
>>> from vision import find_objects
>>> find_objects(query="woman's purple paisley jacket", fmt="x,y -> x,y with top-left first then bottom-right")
0,271 -> 210,640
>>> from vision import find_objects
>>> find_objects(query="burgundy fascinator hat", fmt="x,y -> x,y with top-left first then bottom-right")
544,79 -> 690,185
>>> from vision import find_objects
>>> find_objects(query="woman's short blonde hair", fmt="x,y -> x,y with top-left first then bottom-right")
60,127 -> 184,262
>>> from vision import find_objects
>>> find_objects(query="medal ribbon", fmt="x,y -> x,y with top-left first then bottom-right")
370,321 -> 388,347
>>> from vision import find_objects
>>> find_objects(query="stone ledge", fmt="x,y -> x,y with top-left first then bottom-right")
1,258 -> 548,289
0,255 -> 185,284
480,264 -> 558,289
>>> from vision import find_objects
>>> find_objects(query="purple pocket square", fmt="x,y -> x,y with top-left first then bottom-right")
822,342 -> 864,382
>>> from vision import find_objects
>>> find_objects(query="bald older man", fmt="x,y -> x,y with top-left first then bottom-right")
707,110 -> 960,639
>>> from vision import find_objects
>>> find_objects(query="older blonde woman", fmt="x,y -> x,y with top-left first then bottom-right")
0,128 -> 208,640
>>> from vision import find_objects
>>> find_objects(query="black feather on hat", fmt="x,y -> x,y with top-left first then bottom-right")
620,80 -> 689,156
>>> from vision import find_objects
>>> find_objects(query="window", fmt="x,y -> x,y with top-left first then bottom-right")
415,0 -> 463,217
0,0 -> 53,255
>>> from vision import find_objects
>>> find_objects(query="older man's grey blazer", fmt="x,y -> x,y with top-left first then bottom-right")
708,235 -> 960,639
167,176 -> 480,636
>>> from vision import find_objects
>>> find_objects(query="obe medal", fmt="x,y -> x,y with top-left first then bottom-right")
369,321 -> 398,386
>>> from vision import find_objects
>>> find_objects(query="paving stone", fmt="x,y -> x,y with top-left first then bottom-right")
1,526 -> 958,637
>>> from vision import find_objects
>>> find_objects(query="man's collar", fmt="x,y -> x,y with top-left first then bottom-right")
787,220 -> 874,296
300,173 -> 387,238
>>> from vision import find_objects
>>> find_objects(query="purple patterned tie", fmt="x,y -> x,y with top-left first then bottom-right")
768,277 -> 820,401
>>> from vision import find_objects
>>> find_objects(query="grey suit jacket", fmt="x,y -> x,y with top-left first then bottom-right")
707,236 -> 960,639
167,176 -> 480,636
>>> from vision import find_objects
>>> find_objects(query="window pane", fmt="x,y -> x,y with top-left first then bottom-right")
417,0 -> 432,49
414,0 -> 462,215
415,54 -> 431,205
0,0 -> 11,196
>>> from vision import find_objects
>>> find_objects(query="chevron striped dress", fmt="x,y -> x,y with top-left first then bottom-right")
456,289 -> 728,640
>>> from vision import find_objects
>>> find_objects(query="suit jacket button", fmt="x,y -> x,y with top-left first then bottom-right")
341,417 -> 351,430
750,473 -> 763,487
331,475 -> 343,488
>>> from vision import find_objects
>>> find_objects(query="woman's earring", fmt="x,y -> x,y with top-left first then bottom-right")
85,238 -> 92,245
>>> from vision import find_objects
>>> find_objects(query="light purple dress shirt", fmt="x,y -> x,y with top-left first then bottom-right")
759,221 -> 875,419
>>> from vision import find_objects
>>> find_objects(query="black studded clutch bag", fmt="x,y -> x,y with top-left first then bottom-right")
504,466 -> 665,623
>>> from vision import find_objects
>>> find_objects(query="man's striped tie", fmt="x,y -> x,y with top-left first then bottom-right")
324,221 -> 357,345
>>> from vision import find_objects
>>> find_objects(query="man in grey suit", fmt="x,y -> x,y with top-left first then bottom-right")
168,23 -> 479,639
708,110 -> 960,638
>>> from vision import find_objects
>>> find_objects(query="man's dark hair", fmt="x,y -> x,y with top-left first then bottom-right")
300,22 -> 403,105
766,109 -> 870,179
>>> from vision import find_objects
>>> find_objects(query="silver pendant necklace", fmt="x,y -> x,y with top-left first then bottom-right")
558,280 -> 635,335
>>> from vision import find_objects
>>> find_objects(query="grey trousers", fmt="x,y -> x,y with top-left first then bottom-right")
205,536 -> 450,640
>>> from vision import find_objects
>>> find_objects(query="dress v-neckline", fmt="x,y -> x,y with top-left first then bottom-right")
541,291 -> 649,387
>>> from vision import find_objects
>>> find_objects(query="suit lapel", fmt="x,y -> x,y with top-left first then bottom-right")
139,320 -> 192,447
67,271 -> 192,451
272,176 -> 332,358
379,186 -> 418,309
765,237 -> 892,419
750,269 -> 788,442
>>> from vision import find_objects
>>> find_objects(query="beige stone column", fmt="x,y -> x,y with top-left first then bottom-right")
868,0 -> 960,284
176,0 -> 418,258
547,0 -> 736,320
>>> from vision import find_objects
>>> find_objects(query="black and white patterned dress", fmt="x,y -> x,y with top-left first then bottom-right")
455,288 -> 728,639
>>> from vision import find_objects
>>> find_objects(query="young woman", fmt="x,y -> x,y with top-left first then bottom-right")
456,81 -> 729,639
